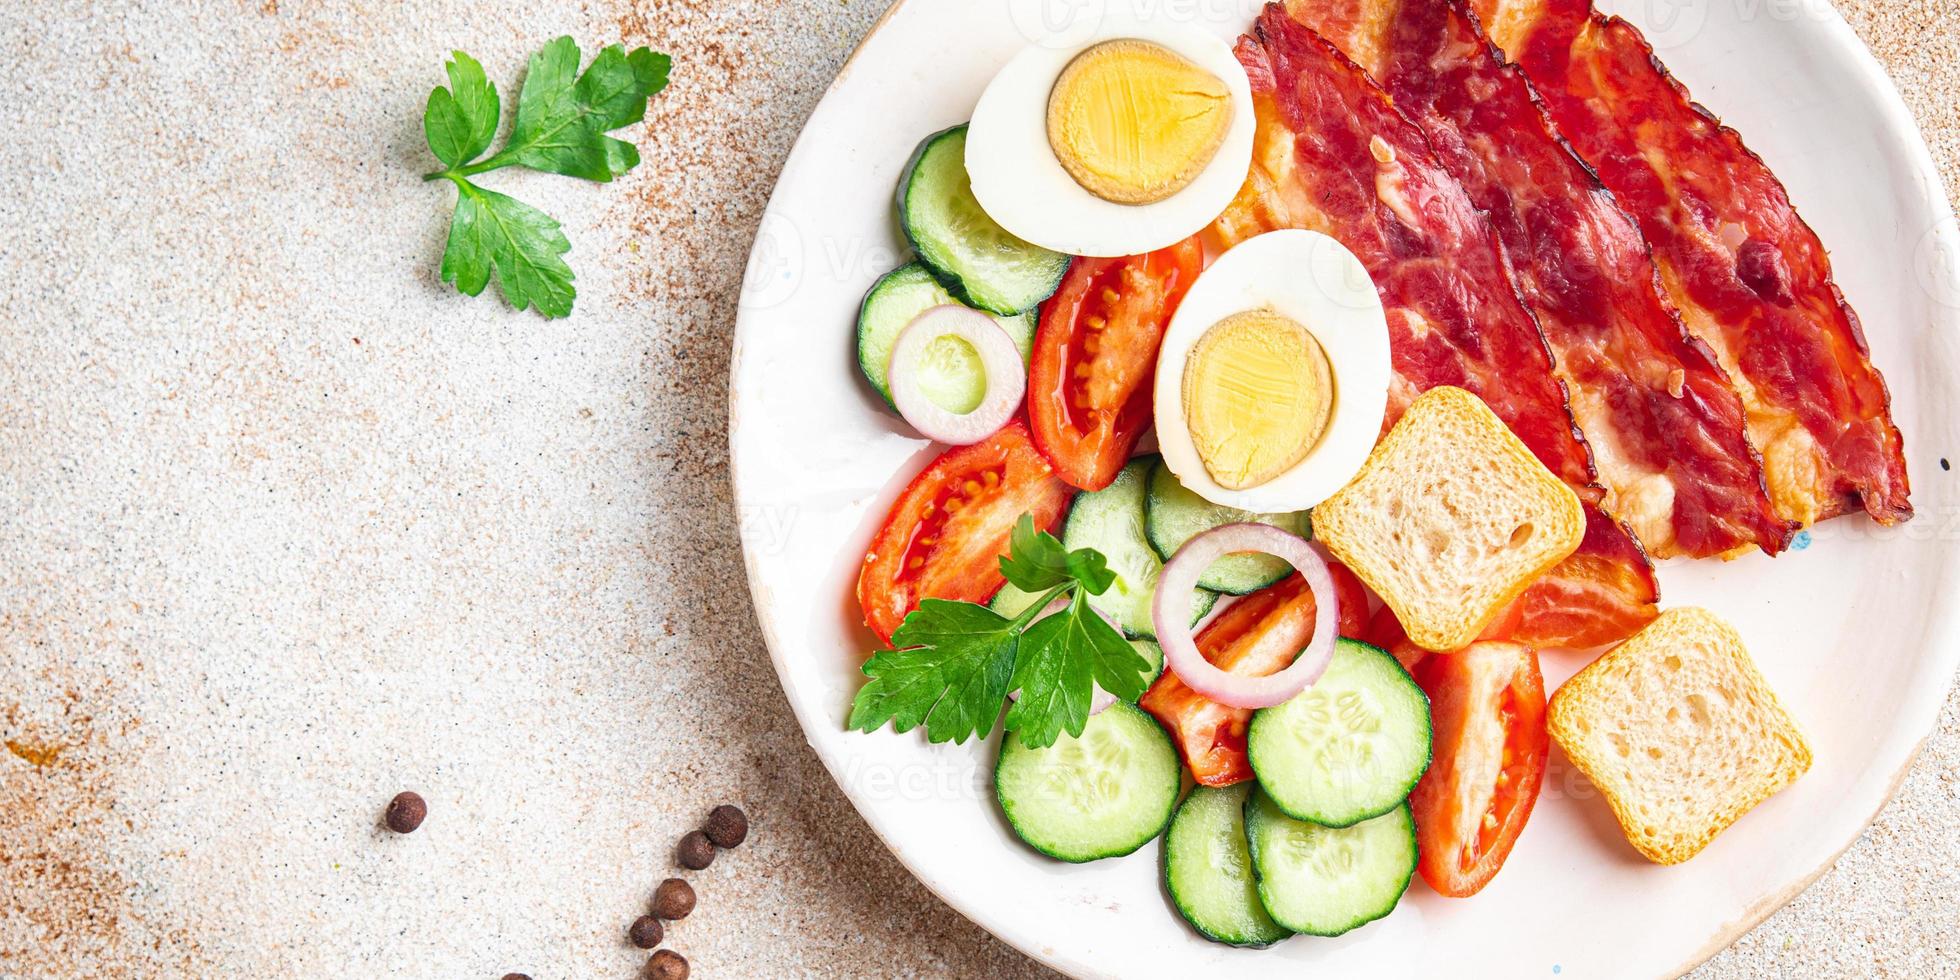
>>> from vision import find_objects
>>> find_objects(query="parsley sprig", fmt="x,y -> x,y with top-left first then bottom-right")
848,517 -> 1153,749
420,39 -> 671,318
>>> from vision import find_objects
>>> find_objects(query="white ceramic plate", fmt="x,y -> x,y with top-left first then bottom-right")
730,1 -> 1960,975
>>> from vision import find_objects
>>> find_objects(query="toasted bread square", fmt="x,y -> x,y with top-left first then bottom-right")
1312,386 -> 1584,652
1548,607 -> 1812,865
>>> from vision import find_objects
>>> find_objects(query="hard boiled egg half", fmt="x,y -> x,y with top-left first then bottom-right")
1154,230 -> 1392,513
966,15 -> 1255,258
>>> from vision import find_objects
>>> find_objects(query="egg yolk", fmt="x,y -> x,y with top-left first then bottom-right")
1046,39 -> 1232,206
1182,310 -> 1334,490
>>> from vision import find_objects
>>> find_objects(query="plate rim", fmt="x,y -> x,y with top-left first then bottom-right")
728,1 -> 1960,976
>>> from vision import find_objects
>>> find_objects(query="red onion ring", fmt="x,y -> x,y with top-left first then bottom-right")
1153,523 -> 1337,709
887,306 -> 1025,445
1006,596 -> 1120,715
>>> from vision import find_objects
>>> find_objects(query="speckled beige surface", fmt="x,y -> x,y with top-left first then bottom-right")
0,1 -> 1953,977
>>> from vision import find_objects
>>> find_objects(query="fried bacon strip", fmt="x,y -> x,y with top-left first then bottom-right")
1210,9 -> 1658,648
1468,0 -> 1912,528
1280,0 -> 1792,558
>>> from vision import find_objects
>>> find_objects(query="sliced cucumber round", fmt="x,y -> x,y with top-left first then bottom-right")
988,585 -> 1165,690
1244,788 -> 1416,937
1144,460 -> 1313,595
1248,639 -> 1431,828
985,580 -> 1048,619
856,263 -> 1035,410
1164,784 -> 1293,948
1062,457 -> 1217,639
1129,638 -> 1165,686
899,125 -> 1069,316
995,702 -> 1181,863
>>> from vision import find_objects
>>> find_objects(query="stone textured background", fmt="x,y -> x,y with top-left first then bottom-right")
1,1 -> 1953,977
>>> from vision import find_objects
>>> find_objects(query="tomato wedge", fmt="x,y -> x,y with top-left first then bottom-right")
1365,603 -> 1430,673
1028,236 -> 1205,491
1140,563 -> 1368,786
1409,641 -> 1549,898
1369,599 -> 1525,672
855,420 -> 1074,643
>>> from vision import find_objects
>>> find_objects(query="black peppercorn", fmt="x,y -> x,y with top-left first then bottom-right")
644,950 -> 688,980
651,878 -> 695,920
384,792 -> 426,834
628,914 -> 664,949
676,830 -> 716,870
704,804 -> 749,849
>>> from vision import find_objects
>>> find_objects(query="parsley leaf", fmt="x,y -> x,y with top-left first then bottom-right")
999,515 -> 1116,596
483,39 -> 672,181
423,51 -> 498,169
847,599 -> 1032,745
440,182 -> 575,318
1004,591 -> 1150,748
419,38 -> 671,318
849,516 -> 1147,747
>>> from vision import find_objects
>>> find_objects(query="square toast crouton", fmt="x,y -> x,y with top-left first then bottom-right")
1312,386 -> 1584,652
1548,607 -> 1812,865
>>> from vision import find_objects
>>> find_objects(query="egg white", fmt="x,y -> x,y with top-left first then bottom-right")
964,16 -> 1256,258
1154,230 -> 1391,513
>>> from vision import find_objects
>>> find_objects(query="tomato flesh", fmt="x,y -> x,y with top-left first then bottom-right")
1369,597 -> 1528,672
856,420 -> 1074,643
1365,603 -> 1430,673
1139,562 -> 1369,786
1029,237 -> 1205,491
1410,641 -> 1549,898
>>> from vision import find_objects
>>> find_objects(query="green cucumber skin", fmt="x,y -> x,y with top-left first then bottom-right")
855,263 -> 1034,409
1062,456 -> 1218,640
1163,785 -> 1294,948
1131,638 -> 1165,686
1142,460 -> 1313,595
896,126 -> 969,301
1243,789 -> 1417,938
1246,639 -> 1433,828
993,703 -> 1181,863
897,125 -> 1067,317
